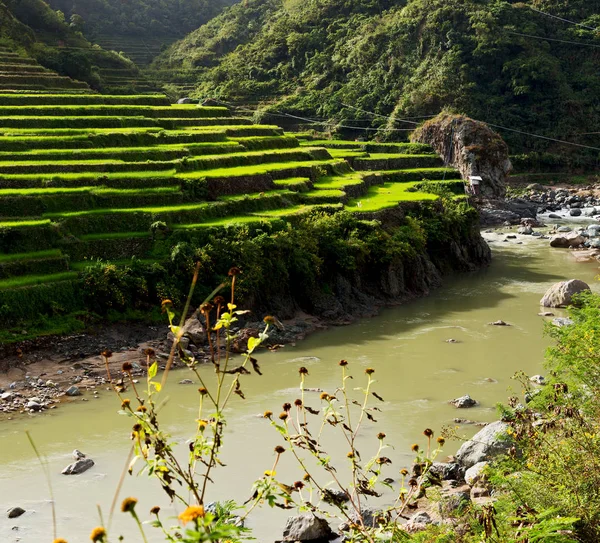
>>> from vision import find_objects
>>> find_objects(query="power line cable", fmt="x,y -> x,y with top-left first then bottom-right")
506,30 -> 600,48
528,6 -> 599,31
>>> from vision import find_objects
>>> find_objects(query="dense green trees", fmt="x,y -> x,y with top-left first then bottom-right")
44,0 -> 237,38
156,0 -> 600,154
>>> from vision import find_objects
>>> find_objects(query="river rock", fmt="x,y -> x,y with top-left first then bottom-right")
455,421 -> 513,469
569,209 -> 582,217
557,226 -> 572,233
588,225 -> 600,237
489,320 -> 510,326
1,392 -> 14,401
65,385 -> 81,397
7,507 -> 25,519
465,461 -> 488,486
404,511 -> 433,533
548,213 -> 561,219
429,462 -> 461,481
339,507 -> 387,531
540,279 -> 590,308
438,489 -> 470,517
178,379 -> 194,385
26,400 -> 42,411
550,233 -> 584,248
529,375 -> 545,385
517,226 -> 533,235
62,457 -> 94,475
180,314 -> 207,346
450,394 -> 478,408
282,514 -> 333,541
553,317 -> 574,327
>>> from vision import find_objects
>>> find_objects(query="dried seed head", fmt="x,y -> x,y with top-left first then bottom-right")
408,478 -> 418,487
144,348 -> 155,357
228,267 -> 242,277
423,428 -> 434,438
279,412 -> 288,421
120,497 -> 138,513
264,315 -> 276,325
411,443 -> 419,452
101,349 -> 113,358
400,468 -> 409,476
347,451 -> 355,459
132,423 -> 142,432
200,302 -> 214,313
264,410 -> 273,419
365,368 -> 375,375
136,406 -> 147,413
303,473 -> 311,481
150,506 -> 160,515
274,445 -> 286,454
299,366 -> 309,375
282,402 -> 292,412
294,399 -> 303,407
122,362 -> 133,372
293,481 -> 305,490
213,295 -> 226,306
320,392 -> 330,401
339,359 -> 348,366
198,387 -> 208,396
121,399 -> 131,409
437,437 -> 446,446
377,432 -> 386,440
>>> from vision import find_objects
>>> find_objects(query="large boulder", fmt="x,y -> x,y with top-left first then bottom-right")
282,515 -> 334,542
550,233 -> 584,248
455,421 -> 513,469
62,457 -> 94,475
411,113 -> 511,199
540,280 -> 590,308
339,506 -> 388,531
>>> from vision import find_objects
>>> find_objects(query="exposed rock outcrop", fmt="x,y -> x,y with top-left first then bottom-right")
455,421 -> 513,469
282,514 -> 334,542
412,113 -> 511,199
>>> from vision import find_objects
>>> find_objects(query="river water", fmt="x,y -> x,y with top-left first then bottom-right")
1,227 -> 599,542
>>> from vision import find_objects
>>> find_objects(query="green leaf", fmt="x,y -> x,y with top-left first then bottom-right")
247,336 -> 261,354
148,361 -> 158,380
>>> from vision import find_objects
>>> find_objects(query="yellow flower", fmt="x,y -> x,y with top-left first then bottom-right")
264,469 -> 276,477
53,539 -> 69,543
179,505 -> 205,524
90,526 -> 106,542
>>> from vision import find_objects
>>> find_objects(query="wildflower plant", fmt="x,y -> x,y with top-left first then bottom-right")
253,361 -> 446,543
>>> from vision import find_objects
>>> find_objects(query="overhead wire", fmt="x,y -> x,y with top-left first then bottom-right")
506,30 -> 600,48
527,6 -> 599,31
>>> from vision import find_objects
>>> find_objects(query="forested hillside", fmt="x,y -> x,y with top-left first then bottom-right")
0,0 -> 141,90
156,0 -> 600,153
45,0 -> 237,38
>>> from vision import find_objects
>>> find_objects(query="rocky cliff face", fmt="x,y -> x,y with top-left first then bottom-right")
412,114 -> 511,199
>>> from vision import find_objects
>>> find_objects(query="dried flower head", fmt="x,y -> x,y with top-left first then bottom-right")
264,410 -> 273,419
100,350 -> 113,359
437,437 -> 446,446
144,348 -> 155,357
377,432 -> 386,440
228,267 -> 242,277
198,387 -> 208,396
282,402 -> 292,412
347,451 -> 355,459
264,315 -> 276,325
200,302 -> 214,313
303,473 -> 311,481
274,445 -> 286,454
122,362 -> 133,372
136,405 -> 147,413
299,366 -> 309,375
365,368 -> 375,375
423,428 -> 434,438
150,506 -> 160,515
293,481 -> 305,490
178,505 -> 205,524
339,359 -> 348,367
376,456 -> 392,465
213,295 -> 226,306
121,399 -> 131,409
411,444 -> 419,452
408,478 -> 418,487
320,392 -> 330,401
294,398 -> 303,407
132,423 -> 142,432
278,412 -> 288,421
161,299 -> 173,313
90,526 -> 107,542
400,468 -> 409,476
120,497 -> 138,513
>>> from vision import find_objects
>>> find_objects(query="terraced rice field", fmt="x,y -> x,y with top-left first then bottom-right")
0,91 -> 464,323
